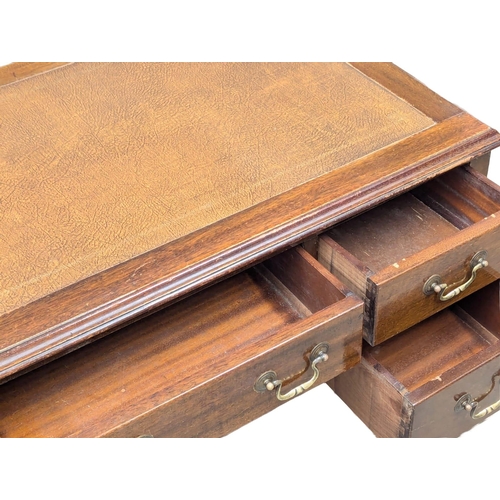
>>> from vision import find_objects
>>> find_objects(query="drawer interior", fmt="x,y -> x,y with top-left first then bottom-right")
319,165 -> 500,345
0,246 -> 360,437
369,283 -> 500,394
324,166 -> 500,275
332,281 -> 500,437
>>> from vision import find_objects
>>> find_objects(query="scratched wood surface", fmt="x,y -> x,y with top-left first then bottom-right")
319,166 -> 500,345
0,62 -> 499,382
332,282 -> 500,437
326,193 -> 459,272
0,248 -> 363,437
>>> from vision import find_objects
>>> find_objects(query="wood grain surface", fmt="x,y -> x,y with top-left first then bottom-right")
349,63 -> 462,122
320,165 -> 500,345
0,247 -> 363,437
0,62 -> 70,86
330,356 -> 413,438
0,63 -> 499,382
370,310 -> 493,392
325,193 -> 459,272
370,168 -> 500,344
332,284 -> 500,437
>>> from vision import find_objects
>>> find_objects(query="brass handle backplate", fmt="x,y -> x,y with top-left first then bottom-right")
423,251 -> 488,302
454,371 -> 500,420
254,343 -> 329,401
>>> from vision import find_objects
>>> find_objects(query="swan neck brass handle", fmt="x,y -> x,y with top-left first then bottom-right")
254,343 -> 329,402
455,372 -> 500,420
456,394 -> 500,420
423,251 -> 488,302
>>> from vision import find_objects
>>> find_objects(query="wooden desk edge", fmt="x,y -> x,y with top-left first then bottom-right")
0,64 -> 498,384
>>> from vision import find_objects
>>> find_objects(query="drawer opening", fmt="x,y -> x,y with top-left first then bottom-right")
321,191 -> 460,275
411,166 -> 500,230
321,166 -> 500,277
457,280 -> 500,340
369,280 -> 500,394
332,281 -> 500,438
319,164 -> 500,345
257,244 -> 348,315
0,247 -> 361,437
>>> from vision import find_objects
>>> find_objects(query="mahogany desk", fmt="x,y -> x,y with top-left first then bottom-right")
0,63 -> 499,437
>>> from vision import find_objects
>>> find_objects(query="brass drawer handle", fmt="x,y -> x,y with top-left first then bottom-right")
254,343 -> 329,401
455,371 -> 500,420
423,251 -> 488,302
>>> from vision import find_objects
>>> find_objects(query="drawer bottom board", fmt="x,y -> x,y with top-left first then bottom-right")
0,247 -> 362,437
330,281 -> 500,438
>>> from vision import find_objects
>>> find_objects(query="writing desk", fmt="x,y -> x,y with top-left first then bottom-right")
0,63 -> 499,437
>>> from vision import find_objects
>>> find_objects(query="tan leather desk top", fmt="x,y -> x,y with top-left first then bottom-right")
0,62 -> 433,315
0,62 -> 498,382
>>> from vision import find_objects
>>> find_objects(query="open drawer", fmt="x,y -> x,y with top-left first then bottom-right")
331,281 -> 500,438
319,165 -> 500,345
0,246 -> 362,438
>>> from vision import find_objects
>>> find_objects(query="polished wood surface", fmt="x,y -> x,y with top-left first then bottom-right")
370,310 -> 491,392
0,247 -> 362,437
329,355 -> 412,438
1,63 -> 499,383
319,165 -> 500,345
332,282 -> 500,438
326,193 -> 458,272
349,62 -> 462,122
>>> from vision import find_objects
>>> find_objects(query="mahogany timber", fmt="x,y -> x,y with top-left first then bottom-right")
331,282 -> 500,438
319,165 -> 500,345
330,355 -> 412,438
349,63 -> 462,122
0,247 -> 362,437
0,62 -> 70,86
470,152 -> 491,176
0,63 -> 499,383
325,193 -> 459,272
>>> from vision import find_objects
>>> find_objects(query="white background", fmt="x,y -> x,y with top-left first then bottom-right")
0,4 -> 499,496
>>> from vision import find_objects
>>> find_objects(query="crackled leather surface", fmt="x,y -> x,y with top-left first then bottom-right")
0,62 -> 434,315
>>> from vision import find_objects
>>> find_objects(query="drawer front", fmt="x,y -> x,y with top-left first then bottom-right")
0,247 -> 363,438
108,306 -> 361,438
331,282 -> 500,438
368,219 -> 500,345
410,348 -> 500,438
319,165 -> 500,345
